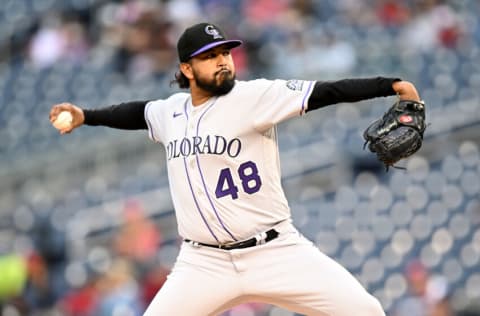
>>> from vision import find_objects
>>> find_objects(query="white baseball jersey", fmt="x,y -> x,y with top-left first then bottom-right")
144,79 -> 314,244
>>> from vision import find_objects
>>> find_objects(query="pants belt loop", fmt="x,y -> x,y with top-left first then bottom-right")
255,231 -> 268,245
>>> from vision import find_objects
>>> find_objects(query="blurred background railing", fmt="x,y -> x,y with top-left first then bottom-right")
0,1 -> 479,315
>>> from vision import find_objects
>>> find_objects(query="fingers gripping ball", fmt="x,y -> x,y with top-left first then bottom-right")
53,111 -> 73,130
363,99 -> 427,170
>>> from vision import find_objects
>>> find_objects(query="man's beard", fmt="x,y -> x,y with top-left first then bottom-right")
194,69 -> 235,96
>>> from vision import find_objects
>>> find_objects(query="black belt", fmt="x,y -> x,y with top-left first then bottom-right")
185,229 -> 279,250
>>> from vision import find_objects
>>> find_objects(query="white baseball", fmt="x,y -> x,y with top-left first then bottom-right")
53,111 -> 73,130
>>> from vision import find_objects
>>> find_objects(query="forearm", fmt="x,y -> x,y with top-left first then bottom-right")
306,77 -> 401,111
83,101 -> 149,130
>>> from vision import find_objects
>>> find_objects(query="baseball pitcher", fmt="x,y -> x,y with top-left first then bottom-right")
49,23 -> 424,316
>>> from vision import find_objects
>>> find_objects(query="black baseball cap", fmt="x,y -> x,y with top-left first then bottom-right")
177,23 -> 242,62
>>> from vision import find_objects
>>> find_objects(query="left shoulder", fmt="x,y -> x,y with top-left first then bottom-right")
236,78 -> 313,91
233,79 -> 273,89
229,79 -> 283,96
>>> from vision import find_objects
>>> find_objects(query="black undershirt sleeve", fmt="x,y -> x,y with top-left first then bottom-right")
306,77 -> 401,112
83,101 -> 149,130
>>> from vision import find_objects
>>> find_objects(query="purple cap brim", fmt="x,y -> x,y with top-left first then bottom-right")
190,40 -> 242,58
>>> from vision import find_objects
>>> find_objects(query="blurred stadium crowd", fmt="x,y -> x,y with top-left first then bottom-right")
0,0 -> 479,315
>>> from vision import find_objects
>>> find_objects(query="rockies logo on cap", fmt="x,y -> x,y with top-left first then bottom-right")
177,22 -> 242,62
205,25 -> 223,39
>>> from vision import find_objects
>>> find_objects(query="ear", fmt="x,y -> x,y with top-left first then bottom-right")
180,63 -> 194,80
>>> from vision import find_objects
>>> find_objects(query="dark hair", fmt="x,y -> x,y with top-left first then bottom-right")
171,70 -> 190,89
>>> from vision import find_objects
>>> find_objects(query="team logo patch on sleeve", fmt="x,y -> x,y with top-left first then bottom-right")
286,80 -> 304,91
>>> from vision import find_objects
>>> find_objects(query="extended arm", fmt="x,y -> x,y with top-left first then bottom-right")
307,77 -> 420,111
49,101 -> 149,134
83,101 -> 149,129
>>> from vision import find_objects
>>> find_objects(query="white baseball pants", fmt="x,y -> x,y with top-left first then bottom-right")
143,222 -> 385,316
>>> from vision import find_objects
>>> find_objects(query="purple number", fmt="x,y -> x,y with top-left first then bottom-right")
215,168 -> 239,199
238,161 -> 262,194
215,161 -> 262,199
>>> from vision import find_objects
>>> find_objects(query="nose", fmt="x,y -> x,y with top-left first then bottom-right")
217,54 -> 227,67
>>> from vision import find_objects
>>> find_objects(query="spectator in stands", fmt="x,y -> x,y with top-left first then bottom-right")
139,262 -> 169,310
112,200 -> 162,275
19,217 -> 69,314
399,1 -> 464,52
393,259 -> 453,316
117,8 -> 176,80
28,13 -> 89,68
21,252 -> 59,314
93,258 -> 143,316
59,275 -> 99,316
375,0 -> 411,27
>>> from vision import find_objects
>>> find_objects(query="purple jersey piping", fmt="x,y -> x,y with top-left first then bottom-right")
182,158 -> 219,243
181,99 -> 219,243
300,81 -> 314,116
195,100 -> 238,241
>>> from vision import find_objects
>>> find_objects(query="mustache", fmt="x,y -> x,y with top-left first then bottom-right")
215,68 -> 231,76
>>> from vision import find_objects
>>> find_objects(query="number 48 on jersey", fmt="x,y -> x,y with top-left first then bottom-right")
215,161 -> 262,199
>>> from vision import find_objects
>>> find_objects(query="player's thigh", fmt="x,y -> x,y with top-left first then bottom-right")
143,252 -> 239,316
251,235 -> 385,316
